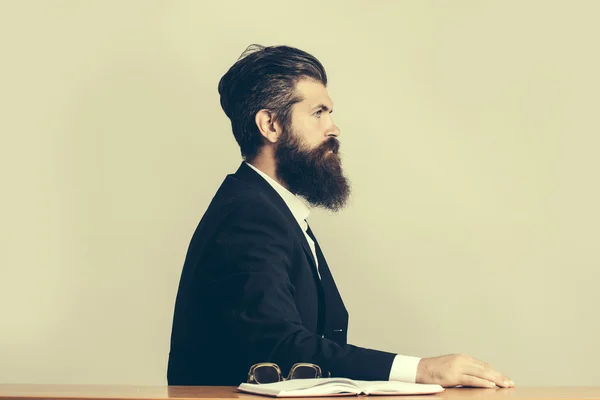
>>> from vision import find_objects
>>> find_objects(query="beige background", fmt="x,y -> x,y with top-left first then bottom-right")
1,0 -> 599,387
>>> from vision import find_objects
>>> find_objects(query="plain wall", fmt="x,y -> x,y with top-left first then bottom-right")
1,0 -> 599,386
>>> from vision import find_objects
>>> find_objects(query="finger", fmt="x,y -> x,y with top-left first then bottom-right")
470,356 -> 504,376
460,375 -> 497,388
463,365 -> 512,388
461,357 -> 515,387
469,356 -> 492,370
463,359 -> 507,378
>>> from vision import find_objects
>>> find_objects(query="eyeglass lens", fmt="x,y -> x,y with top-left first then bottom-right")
290,365 -> 319,379
253,365 -> 281,384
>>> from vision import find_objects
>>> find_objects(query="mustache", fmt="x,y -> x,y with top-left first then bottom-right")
318,137 -> 340,154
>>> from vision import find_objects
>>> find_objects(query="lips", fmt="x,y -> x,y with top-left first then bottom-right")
324,139 -> 340,154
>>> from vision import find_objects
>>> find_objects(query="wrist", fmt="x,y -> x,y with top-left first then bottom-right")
416,358 -> 430,384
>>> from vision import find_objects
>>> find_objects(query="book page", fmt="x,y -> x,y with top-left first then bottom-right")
237,378 -> 444,397
353,380 -> 445,395
237,378 -> 360,397
284,382 -> 361,397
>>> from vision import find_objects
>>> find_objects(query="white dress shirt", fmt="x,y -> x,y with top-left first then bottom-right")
245,162 -> 421,383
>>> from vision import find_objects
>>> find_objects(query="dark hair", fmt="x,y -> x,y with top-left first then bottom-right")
218,44 -> 328,161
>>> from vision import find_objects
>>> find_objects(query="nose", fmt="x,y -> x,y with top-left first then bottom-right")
327,123 -> 341,138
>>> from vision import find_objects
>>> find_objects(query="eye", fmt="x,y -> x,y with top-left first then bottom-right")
314,109 -> 323,118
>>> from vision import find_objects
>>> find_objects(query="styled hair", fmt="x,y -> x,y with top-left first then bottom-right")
218,44 -> 328,161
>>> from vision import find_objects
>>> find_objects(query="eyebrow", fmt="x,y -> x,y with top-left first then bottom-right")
311,103 -> 334,113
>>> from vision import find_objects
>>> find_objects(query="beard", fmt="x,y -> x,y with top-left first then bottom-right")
274,128 -> 351,212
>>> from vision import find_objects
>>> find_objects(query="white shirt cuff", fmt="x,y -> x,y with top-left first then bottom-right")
388,354 -> 421,383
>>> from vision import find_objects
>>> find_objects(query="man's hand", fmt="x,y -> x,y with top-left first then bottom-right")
416,354 -> 515,388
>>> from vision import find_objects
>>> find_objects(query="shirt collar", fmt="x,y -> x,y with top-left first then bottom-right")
245,162 -> 311,226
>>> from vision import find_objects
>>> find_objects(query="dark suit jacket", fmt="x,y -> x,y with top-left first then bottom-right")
167,162 -> 396,385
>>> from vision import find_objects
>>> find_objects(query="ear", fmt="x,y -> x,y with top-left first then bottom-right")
255,109 -> 283,144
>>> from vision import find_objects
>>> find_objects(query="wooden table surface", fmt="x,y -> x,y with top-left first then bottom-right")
1,385 -> 600,400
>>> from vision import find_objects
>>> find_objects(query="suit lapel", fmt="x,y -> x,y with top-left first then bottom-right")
233,162 -> 321,283
306,225 -> 349,345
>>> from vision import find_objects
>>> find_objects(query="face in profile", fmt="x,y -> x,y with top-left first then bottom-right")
274,79 -> 351,212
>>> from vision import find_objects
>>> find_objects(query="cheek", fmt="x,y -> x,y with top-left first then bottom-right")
294,120 -> 323,149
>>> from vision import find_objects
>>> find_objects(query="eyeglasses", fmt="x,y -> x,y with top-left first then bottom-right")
247,362 -> 323,384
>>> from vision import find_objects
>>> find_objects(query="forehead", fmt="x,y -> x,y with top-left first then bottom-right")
294,78 -> 334,110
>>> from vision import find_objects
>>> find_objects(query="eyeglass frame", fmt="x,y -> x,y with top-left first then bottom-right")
247,362 -> 325,384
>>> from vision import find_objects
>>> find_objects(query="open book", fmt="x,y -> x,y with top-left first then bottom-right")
237,378 -> 444,397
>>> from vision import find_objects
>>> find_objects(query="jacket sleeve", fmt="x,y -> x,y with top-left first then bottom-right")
210,199 -> 396,381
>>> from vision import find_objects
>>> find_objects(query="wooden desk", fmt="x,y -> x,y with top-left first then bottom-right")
1,385 -> 600,400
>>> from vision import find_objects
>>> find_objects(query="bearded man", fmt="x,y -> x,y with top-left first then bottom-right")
167,45 -> 513,389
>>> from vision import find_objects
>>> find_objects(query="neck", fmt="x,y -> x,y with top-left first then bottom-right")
247,152 -> 289,190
